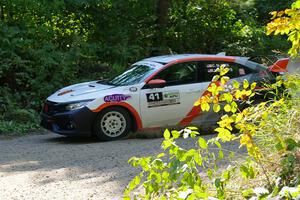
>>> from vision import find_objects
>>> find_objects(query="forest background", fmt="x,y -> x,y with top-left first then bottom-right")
0,0 -> 294,134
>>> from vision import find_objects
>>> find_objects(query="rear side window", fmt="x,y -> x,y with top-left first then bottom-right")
200,62 -> 255,82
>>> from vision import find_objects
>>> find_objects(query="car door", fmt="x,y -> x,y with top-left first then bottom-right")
190,61 -> 258,126
139,61 -> 210,128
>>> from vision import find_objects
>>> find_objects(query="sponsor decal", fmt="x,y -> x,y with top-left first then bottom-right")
58,90 -> 73,96
146,91 -> 180,108
104,94 -> 131,102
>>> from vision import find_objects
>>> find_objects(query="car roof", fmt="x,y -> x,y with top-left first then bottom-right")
142,54 -> 246,64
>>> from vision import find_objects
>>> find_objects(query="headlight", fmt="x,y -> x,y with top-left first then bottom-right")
65,100 -> 93,111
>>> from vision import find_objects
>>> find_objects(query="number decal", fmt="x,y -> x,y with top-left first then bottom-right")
146,92 -> 163,102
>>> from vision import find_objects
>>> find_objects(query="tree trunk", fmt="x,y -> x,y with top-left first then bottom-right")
157,0 -> 171,29
153,0 -> 171,55
0,6 -> 3,21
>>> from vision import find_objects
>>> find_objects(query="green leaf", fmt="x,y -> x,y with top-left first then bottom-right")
240,165 -> 255,179
171,130 -> 180,139
198,137 -> 208,149
285,138 -> 299,151
242,189 -> 254,198
194,152 -> 203,166
275,142 -> 284,151
215,127 -> 233,141
187,126 -> 198,131
157,153 -> 165,158
162,171 -> 169,180
123,196 -> 131,200
229,152 -> 235,159
163,129 -> 170,139
207,169 -> 213,180
215,178 -> 221,188
162,140 -> 172,150
218,150 -> 224,159
190,131 -> 199,138
128,175 -> 140,191
240,165 -> 249,178
214,140 -> 222,148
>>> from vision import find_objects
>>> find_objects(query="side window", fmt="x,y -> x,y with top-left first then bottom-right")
153,62 -> 198,86
200,62 -> 254,82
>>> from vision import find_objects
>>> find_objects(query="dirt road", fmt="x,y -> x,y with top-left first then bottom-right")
0,132 -> 244,200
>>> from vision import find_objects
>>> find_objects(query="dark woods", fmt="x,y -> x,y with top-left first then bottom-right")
0,0 -> 293,132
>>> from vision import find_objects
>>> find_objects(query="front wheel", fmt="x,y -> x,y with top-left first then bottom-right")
93,107 -> 132,141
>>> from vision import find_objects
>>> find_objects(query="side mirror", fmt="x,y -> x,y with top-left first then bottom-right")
147,79 -> 166,89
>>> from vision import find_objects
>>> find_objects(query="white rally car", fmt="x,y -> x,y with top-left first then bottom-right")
41,54 -> 289,140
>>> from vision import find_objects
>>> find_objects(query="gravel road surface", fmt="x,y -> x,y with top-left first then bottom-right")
0,132 -> 245,200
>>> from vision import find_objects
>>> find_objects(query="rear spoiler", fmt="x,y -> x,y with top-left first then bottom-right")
268,58 -> 290,72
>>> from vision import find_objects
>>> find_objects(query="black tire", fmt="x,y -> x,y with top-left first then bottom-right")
93,107 -> 132,141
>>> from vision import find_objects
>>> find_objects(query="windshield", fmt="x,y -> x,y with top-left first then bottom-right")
107,65 -> 157,86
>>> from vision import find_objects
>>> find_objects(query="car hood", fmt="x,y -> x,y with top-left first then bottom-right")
47,81 -> 116,103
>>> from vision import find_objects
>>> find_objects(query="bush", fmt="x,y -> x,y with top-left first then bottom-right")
124,68 -> 300,199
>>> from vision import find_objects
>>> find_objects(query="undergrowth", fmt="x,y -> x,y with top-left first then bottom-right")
124,68 -> 300,199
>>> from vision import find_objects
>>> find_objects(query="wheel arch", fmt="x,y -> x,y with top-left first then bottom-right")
91,102 -> 142,132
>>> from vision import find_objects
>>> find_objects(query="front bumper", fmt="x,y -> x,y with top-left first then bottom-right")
41,101 -> 97,136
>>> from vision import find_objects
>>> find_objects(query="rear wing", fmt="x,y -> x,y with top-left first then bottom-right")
248,56 -> 290,73
268,58 -> 290,73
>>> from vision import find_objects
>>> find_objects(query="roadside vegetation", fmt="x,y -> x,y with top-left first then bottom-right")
0,0 -> 294,134
124,71 -> 300,200
124,1 -> 300,199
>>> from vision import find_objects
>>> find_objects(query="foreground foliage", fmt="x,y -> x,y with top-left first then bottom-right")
267,0 -> 300,57
124,68 -> 300,199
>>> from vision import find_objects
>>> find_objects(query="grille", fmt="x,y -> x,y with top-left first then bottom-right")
43,101 -> 66,114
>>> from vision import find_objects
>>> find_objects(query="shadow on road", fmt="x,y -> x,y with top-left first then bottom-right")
44,135 -> 100,144
0,132 -> 245,199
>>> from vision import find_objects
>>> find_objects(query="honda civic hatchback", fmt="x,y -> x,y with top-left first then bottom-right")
41,54 -> 289,140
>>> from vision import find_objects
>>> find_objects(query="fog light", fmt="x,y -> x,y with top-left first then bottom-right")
68,121 -> 76,130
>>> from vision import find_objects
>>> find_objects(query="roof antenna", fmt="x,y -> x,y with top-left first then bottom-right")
216,52 -> 226,56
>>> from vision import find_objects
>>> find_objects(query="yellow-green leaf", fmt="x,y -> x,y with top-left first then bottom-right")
224,93 -> 233,103
250,82 -> 257,90
171,130 -> 180,138
215,127 -> 234,141
221,76 -> 230,85
194,153 -> 203,166
218,150 -> 224,159
198,137 -> 208,149
224,104 -> 231,112
243,79 -> 249,89
212,75 -> 220,81
187,126 -> 198,131
213,103 -> 221,112
231,101 -> 238,113
157,153 -> 165,158
201,102 -> 210,112
163,129 -> 170,139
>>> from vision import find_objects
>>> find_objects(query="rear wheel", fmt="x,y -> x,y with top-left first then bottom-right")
93,107 -> 132,141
